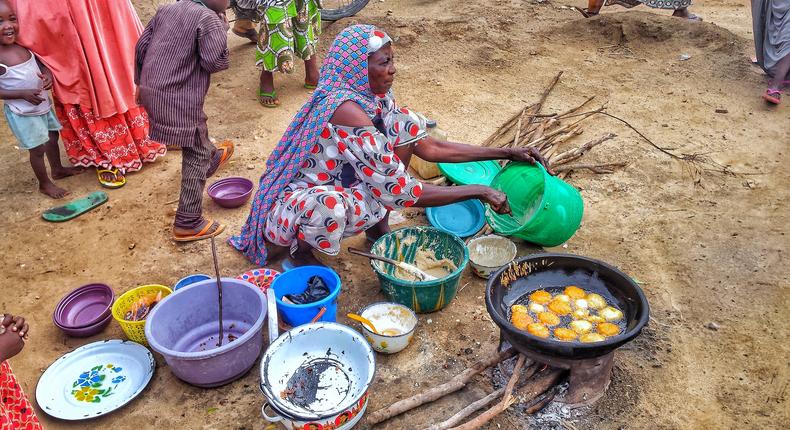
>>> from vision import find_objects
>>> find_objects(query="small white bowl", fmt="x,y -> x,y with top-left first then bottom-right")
358,302 -> 418,354
467,235 -> 517,278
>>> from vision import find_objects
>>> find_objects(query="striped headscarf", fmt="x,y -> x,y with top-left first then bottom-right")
230,24 -> 385,265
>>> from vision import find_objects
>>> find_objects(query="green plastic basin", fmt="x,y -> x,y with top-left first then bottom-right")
485,162 -> 583,247
370,226 -> 469,313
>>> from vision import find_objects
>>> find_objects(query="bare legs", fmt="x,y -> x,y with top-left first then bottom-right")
31,131 -> 83,198
258,56 -> 320,108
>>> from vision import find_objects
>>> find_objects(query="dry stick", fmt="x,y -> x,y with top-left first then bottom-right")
524,386 -> 559,414
483,106 -> 528,147
501,355 -> 527,405
529,108 -> 604,148
551,133 -> 617,165
425,387 -> 506,430
553,162 -> 628,174
424,363 -> 539,430
449,368 -> 565,430
512,115 -> 523,149
209,236 -> 224,347
367,348 -> 517,425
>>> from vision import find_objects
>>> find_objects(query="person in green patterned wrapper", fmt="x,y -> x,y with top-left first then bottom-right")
255,0 -> 321,108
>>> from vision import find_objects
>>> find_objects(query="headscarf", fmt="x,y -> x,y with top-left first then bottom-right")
230,24 -> 389,265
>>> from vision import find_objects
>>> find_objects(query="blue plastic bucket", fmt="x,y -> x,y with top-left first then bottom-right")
173,274 -> 212,291
270,266 -> 341,327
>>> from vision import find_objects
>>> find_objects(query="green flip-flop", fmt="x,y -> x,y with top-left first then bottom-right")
42,191 -> 108,222
258,89 -> 280,108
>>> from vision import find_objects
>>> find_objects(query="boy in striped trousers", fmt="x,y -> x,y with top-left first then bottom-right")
135,0 -> 235,242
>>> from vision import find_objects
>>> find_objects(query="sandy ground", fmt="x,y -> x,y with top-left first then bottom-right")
1,0 -> 788,429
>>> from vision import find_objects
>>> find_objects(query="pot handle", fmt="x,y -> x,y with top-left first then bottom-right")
261,402 -> 283,423
267,289 -> 279,344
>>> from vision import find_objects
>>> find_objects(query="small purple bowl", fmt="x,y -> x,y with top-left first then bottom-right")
54,311 -> 112,338
53,283 -> 114,329
207,177 -> 254,208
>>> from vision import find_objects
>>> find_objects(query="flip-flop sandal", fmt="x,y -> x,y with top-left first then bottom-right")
207,141 -> 235,177
232,28 -> 258,44
42,191 -> 108,222
304,83 -> 317,90
97,168 -> 126,189
763,89 -> 781,105
258,89 -> 280,108
173,219 -> 225,242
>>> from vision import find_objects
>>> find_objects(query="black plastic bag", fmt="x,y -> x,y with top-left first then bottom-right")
283,276 -> 331,305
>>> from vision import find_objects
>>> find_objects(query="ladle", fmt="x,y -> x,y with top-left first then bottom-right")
210,236 -> 224,347
348,247 -> 437,281
347,313 -> 380,334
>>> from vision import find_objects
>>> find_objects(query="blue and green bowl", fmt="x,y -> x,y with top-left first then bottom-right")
370,226 -> 469,313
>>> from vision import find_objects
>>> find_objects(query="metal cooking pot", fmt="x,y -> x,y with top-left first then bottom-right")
259,292 -> 375,428
486,253 -> 650,359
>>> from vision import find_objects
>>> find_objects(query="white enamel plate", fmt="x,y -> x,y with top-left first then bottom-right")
36,339 -> 155,420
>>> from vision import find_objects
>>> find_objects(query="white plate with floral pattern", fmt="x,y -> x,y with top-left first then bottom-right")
36,339 -> 155,420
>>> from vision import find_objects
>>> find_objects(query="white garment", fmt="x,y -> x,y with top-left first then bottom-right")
0,50 -> 51,116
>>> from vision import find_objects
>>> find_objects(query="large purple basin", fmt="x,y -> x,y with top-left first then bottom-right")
144,278 -> 267,387
207,177 -> 254,208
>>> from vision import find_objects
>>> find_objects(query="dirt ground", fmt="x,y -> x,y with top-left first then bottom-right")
1,0 -> 788,429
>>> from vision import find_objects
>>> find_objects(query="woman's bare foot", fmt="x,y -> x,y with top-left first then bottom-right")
39,181 -> 69,199
51,166 -> 85,179
258,70 -> 280,107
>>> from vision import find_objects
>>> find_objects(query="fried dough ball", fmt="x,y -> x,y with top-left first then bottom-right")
597,322 -> 621,337
600,306 -> 624,322
529,302 -> 546,314
510,305 -> 532,330
569,319 -> 593,334
527,323 -> 550,338
586,293 -> 607,310
554,294 -> 571,303
574,298 -> 589,310
587,315 -> 605,324
564,286 -> 586,300
529,290 -> 552,305
548,299 -> 572,316
579,333 -> 606,343
538,311 -> 561,326
572,308 -> 589,319
554,327 -> 578,341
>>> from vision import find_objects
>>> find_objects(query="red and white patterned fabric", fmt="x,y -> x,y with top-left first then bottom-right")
55,102 -> 166,174
0,362 -> 42,430
263,93 -> 427,255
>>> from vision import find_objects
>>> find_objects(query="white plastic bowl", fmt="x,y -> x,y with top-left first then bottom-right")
358,302 -> 418,354
467,235 -> 517,278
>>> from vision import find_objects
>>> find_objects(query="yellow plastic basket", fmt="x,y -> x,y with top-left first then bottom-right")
111,284 -> 172,345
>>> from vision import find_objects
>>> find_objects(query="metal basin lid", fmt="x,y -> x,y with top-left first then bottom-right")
260,322 -> 375,421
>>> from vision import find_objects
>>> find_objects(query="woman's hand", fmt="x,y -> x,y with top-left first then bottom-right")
510,147 -> 555,175
480,187 -> 511,215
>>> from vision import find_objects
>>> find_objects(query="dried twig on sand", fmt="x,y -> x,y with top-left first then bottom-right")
368,348 -> 517,425
448,367 -> 565,430
553,162 -> 628,174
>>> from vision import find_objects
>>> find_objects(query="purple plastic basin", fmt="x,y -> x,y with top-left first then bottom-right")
207,177 -> 254,208
144,278 -> 267,388
53,312 -> 112,337
53,283 -> 114,328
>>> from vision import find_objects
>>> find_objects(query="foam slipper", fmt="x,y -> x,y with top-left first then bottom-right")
173,219 -> 225,242
97,168 -> 126,189
42,191 -> 108,222
763,88 -> 781,105
207,141 -> 235,178
258,89 -> 280,108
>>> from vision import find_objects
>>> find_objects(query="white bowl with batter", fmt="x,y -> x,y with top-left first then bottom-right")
468,235 -> 518,278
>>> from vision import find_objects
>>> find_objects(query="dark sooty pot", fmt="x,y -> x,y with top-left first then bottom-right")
485,253 -> 650,359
